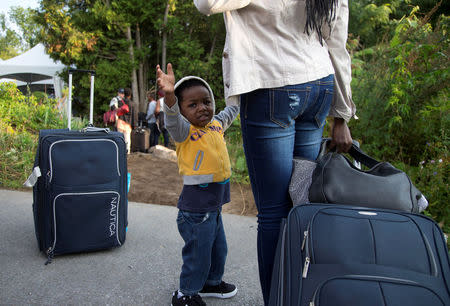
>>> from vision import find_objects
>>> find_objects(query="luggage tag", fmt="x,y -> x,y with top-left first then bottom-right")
23,166 -> 41,187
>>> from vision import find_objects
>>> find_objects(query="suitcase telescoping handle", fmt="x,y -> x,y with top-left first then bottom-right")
67,69 -> 96,130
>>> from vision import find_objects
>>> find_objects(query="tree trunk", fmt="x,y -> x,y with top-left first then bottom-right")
126,25 -> 139,126
136,23 -> 146,113
161,2 -> 170,72
209,33 -> 217,60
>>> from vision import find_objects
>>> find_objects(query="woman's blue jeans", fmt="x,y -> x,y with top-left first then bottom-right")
240,75 -> 334,304
177,209 -> 227,296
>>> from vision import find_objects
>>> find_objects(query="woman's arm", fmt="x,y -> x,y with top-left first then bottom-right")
193,0 -> 251,15
326,0 -> 354,152
326,0 -> 356,123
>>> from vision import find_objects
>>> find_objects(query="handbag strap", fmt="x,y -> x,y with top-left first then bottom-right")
319,138 -> 360,157
348,145 -> 380,169
320,138 -> 380,169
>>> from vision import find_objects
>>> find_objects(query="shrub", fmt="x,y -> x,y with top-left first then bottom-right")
350,10 -> 449,230
0,83 -> 65,188
225,116 -> 249,184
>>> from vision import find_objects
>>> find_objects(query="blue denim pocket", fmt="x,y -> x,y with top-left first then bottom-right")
314,88 -> 333,128
179,210 -> 210,225
270,88 -> 310,128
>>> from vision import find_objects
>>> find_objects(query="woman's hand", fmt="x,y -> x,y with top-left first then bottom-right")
329,117 -> 353,153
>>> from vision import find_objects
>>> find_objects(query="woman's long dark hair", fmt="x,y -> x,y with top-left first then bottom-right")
305,0 -> 338,43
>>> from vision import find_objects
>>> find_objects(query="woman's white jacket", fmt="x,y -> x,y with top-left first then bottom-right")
194,0 -> 356,121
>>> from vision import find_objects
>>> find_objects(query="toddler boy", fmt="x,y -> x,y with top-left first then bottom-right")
156,63 -> 239,306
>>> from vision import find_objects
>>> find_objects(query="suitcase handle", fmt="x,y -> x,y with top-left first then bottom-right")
67,69 -> 96,130
81,126 -> 110,133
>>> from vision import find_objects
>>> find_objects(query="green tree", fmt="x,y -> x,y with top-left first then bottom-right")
0,13 -> 21,59
35,0 -> 226,120
350,9 -> 449,228
0,7 -> 42,59
349,0 -> 403,48
160,1 -> 226,108
349,0 -> 449,49
9,7 -> 42,49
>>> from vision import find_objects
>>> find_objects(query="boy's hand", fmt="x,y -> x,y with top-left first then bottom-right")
156,63 -> 176,107
156,63 -> 175,95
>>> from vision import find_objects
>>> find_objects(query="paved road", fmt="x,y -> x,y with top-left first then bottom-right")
0,189 -> 263,305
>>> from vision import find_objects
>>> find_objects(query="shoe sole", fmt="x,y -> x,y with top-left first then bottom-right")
198,288 -> 238,299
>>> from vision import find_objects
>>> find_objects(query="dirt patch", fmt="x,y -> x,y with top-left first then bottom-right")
127,150 -> 258,217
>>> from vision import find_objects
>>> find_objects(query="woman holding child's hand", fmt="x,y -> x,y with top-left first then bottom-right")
193,0 -> 356,304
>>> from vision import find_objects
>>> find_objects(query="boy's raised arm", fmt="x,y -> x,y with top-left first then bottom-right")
156,63 -> 190,143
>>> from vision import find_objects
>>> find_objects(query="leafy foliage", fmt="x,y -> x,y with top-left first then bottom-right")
34,0 -> 227,120
350,10 -> 449,229
225,117 -> 249,184
0,13 -> 21,59
0,82 -> 88,189
349,0 -> 402,47
0,83 -> 61,188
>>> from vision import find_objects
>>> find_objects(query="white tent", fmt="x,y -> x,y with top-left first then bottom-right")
0,44 -> 66,98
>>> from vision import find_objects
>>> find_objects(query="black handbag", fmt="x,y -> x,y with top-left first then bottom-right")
307,142 -> 423,213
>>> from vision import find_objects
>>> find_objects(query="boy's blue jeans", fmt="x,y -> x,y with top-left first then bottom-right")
177,208 -> 227,296
240,74 -> 334,304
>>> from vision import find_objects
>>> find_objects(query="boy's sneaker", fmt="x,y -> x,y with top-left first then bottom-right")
171,291 -> 206,306
199,281 -> 238,299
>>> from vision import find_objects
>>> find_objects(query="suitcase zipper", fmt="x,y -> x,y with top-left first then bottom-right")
302,222 -> 312,278
301,230 -> 308,251
45,247 -> 54,265
45,170 -> 51,189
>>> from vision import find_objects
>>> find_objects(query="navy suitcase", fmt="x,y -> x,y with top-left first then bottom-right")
269,204 -> 450,306
25,69 -> 128,264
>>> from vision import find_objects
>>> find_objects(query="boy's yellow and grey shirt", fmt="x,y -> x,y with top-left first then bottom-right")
162,76 -> 239,185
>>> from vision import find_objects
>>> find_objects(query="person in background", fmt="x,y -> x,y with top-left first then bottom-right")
157,63 -> 239,306
146,91 -> 158,146
109,88 -> 125,111
107,88 -> 126,131
115,87 -> 134,154
155,90 -> 170,147
194,0 -> 356,304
